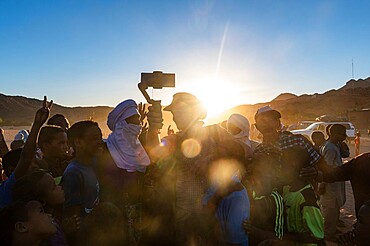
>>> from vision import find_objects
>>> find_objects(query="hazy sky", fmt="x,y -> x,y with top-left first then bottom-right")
1,0 -> 369,115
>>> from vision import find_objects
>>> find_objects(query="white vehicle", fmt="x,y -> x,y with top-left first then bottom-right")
291,122 -> 356,142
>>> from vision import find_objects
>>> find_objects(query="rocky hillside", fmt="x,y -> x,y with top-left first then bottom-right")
0,93 -> 112,126
208,77 -> 370,126
1,77 -> 369,132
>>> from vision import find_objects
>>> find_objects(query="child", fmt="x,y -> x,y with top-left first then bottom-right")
12,170 -> 71,245
37,126 -> 69,183
243,150 -> 284,246
0,96 -> 52,208
0,199 -> 57,246
281,147 -> 325,246
61,121 -> 102,244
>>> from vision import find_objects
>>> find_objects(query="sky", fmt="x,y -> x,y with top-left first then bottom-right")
1,0 -> 370,116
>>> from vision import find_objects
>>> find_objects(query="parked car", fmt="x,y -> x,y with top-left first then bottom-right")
291,121 -> 356,142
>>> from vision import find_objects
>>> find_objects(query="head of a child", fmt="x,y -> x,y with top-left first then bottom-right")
281,147 -> 310,186
38,126 -> 68,160
2,148 -> 22,178
67,121 -> 103,158
311,131 -> 325,147
47,114 -> 70,130
355,200 -> 370,245
12,170 -> 65,207
0,199 -> 57,245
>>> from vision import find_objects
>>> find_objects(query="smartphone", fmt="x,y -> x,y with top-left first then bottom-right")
141,71 -> 175,89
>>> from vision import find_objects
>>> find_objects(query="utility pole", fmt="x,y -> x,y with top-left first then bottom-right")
352,59 -> 354,79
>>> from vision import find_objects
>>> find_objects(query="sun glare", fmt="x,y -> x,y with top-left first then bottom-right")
185,76 -> 243,118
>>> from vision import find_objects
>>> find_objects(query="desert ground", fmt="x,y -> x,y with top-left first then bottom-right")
2,126 -> 370,245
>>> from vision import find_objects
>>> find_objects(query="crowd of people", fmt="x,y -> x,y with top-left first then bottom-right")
0,93 -> 369,246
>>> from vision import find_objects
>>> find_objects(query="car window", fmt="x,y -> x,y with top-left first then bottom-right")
341,124 -> 351,130
318,125 -> 326,131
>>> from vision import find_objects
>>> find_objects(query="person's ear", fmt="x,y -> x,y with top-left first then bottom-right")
75,138 -> 83,149
14,221 -> 28,233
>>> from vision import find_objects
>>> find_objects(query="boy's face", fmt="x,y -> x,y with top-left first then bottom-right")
78,125 -> 103,156
22,200 -> 57,236
40,173 -> 65,206
44,132 -> 69,159
255,114 -> 280,136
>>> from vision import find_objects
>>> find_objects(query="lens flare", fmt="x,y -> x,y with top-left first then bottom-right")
181,138 -> 202,158
208,158 -> 242,186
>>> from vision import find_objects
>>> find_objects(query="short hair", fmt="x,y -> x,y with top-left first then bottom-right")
311,131 -> 325,142
38,126 -> 66,151
47,114 -> 70,128
0,199 -> 31,245
329,124 -> 346,136
2,148 -> 22,177
12,170 -> 50,202
67,121 -> 99,150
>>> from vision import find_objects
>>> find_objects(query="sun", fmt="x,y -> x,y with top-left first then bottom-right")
184,76 -> 244,118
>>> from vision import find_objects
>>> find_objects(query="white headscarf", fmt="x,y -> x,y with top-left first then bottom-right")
106,99 -> 150,173
227,114 -> 251,148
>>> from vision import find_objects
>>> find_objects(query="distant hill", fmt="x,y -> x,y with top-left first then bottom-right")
208,77 -> 370,126
340,77 -> 370,90
0,93 -> 175,137
272,93 -> 298,101
0,93 -> 112,126
1,77 -> 370,134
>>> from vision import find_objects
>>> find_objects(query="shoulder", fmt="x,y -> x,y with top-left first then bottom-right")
63,162 -> 84,177
205,124 -> 233,141
347,152 -> 370,169
300,186 -> 319,209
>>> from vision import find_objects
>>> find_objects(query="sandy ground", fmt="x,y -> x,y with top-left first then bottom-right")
2,126 -> 370,245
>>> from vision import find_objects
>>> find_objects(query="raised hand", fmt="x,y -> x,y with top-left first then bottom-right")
34,96 -> 53,126
138,102 -> 148,125
147,101 -> 163,130
167,125 -> 175,135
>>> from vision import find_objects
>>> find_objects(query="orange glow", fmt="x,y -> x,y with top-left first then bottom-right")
181,138 -> 202,158
183,76 -> 244,117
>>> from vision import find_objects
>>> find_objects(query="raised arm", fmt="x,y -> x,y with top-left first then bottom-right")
14,96 -> 53,179
0,128 -> 9,157
146,101 -> 163,161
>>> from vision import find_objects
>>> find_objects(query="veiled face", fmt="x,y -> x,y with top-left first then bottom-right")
125,114 -> 141,125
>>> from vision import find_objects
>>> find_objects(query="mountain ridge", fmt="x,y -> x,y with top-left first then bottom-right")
1,77 -> 369,130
